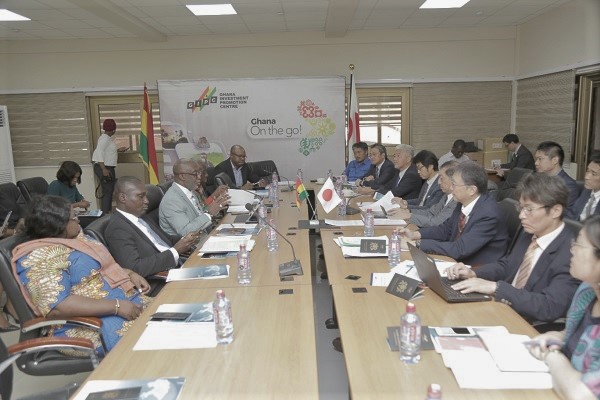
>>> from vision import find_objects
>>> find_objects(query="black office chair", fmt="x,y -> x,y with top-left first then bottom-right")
0,182 -> 27,227
215,172 -> 235,188
157,181 -> 173,195
143,184 -> 164,226
83,215 -> 112,247
496,168 -> 533,201
247,160 -> 278,182
0,236 -> 102,376
497,198 -> 522,253
564,217 -> 584,237
16,177 -> 49,203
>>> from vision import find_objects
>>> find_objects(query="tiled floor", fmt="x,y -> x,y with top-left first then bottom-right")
2,264 -> 349,399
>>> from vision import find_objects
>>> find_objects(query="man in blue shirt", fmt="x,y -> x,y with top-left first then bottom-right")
343,141 -> 371,181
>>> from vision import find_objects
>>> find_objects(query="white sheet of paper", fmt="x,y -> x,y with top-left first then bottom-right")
133,323 -> 218,350
324,219 -> 363,227
199,235 -> 255,253
478,332 -> 549,372
228,189 -> 260,206
358,191 -> 401,212
226,205 -> 250,214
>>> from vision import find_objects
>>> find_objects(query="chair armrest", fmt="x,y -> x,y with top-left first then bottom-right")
22,316 -> 102,333
0,337 -> 98,375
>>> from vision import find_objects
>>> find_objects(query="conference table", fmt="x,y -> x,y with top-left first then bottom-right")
78,187 -> 560,399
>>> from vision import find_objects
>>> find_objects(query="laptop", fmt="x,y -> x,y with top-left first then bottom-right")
408,242 -> 491,303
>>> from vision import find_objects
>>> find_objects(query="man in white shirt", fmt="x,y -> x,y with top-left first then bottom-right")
437,139 -> 470,167
160,159 -> 229,236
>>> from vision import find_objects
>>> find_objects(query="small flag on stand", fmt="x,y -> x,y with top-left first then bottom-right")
296,177 -> 308,208
317,178 -> 342,214
139,84 -> 159,185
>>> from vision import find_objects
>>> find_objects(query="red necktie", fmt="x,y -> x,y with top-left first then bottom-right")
454,212 -> 466,239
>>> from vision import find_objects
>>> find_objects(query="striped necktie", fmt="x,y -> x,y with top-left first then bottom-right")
513,237 -> 538,289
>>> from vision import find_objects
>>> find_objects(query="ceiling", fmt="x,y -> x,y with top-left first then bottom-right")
0,0 -> 571,41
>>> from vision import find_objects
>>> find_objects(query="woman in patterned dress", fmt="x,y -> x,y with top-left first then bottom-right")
12,195 -> 151,356
529,215 -> 600,399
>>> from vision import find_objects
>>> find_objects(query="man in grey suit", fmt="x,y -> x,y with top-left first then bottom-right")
160,159 -> 229,236
448,173 -> 580,323
389,161 -> 458,227
105,176 -> 198,279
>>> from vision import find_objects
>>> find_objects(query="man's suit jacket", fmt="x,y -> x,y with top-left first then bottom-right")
362,159 -> 396,191
380,164 -> 422,200
558,169 -> 582,210
418,193 -> 509,267
407,176 -> 443,209
214,159 -> 267,188
159,183 -> 212,236
105,211 -> 179,277
501,144 -> 535,170
476,227 -> 580,322
566,189 -> 600,221
409,195 -> 457,228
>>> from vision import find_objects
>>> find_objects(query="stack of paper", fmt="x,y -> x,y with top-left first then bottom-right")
166,265 -> 230,282
371,259 -> 457,286
199,235 -> 255,253
358,191 -> 401,213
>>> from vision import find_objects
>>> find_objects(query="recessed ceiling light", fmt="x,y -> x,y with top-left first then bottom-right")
186,4 -> 237,16
0,9 -> 30,21
420,0 -> 470,9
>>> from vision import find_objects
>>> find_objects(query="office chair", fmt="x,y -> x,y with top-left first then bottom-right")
215,172 -> 235,188
83,215 -> 112,247
143,184 -> 164,227
16,177 -> 49,203
157,181 -> 173,195
0,236 -> 102,376
497,198 -> 522,254
564,217 -> 584,237
495,168 -> 533,201
247,160 -> 278,181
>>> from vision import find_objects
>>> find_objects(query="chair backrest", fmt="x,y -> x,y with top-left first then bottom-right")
16,177 -> 49,203
0,328 -> 13,400
143,184 -> 164,226
248,160 -> 278,181
83,215 -> 112,246
564,217 -> 584,237
0,235 -> 35,327
497,197 -> 522,253
0,182 -> 27,227
157,181 -> 173,195
215,172 -> 235,188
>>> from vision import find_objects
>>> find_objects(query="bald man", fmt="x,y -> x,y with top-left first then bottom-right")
213,145 -> 269,189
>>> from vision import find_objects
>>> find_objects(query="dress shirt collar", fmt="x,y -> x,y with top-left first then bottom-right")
230,160 -> 243,172
461,195 -> 480,217
427,173 -> 439,186
535,222 -> 565,252
116,208 -> 141,224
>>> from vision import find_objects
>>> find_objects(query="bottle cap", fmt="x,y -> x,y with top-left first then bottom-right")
216,289 -> 225,297
367,208 -> 372,212
406,302 -> 416,313
239,243 -> 246,250
427,383 -> 441,398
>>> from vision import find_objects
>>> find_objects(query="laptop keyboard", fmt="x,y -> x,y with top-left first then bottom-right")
440,277 -> 470,298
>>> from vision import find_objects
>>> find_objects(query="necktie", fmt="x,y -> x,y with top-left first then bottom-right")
454,212 -> 467,239
138,218 -> 171,249
511,153 -> 517,162
583,195 -> 595,219
418,182 -> 429,206
376,166 -> 380,178
513,237 -> 538,289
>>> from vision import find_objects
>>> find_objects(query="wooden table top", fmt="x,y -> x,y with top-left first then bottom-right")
81,284 -> 319,399
332,285 -> 559,400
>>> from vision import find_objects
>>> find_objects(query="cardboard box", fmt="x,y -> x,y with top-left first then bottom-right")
465,151 -> 483,166
483,150 -> 507,169
477,137 -> 505,152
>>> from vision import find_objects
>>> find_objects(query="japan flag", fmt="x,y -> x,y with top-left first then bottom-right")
317,178 -> 342,214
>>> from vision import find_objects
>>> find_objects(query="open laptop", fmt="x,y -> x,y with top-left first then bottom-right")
408,242 -> 491,303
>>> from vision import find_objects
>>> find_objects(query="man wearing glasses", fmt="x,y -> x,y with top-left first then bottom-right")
214,145 -> 268,190
400,161 -> 508,267
160,159 -> 228,236
447,173 -> 580,323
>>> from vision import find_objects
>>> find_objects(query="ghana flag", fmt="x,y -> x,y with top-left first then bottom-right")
296,176 -> 308,208
139,84 -> 159,184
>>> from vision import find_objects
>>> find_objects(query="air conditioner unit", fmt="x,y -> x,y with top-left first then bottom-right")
0,105 -> 16,184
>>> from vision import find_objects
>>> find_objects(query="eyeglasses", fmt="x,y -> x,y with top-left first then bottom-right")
416,164 -> 427,171
231,153 -> 246,158
515,204 -> 548,215
180,172 -> 202,177
450,181 -> 470,188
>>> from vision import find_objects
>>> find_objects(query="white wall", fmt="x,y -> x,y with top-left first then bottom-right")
517,0 -> 600,77
1,27 -> 517,91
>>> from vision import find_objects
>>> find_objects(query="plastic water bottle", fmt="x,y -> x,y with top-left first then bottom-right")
338,195 -> 347,216
364,208 -> 375,237
258,203 -> 267,229
400,302 -> 421,364
267,218 -> 279,251
213,289 -> 233,344
269,183 -> 279,208
425,384 -> 442,399
340,174 -> 347,184
271,171 -> 278,186
297,168 -> 303,182
388,229 -> 401,267
237,244 -> 251,285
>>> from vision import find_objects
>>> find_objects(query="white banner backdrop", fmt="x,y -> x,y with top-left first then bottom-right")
157,77 -> 346,183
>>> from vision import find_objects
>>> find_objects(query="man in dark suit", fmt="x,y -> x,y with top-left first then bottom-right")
105,176 -> 198,279
566,154 -> 600,221
403,150 -> 443,208
213,145 -> 269,190
379,144 -> 423,200
534,141 -> 581,210
448,173 -> 580,323
400,161 -> 508,267
495,134 -> 535,178
355,143 -> 395,193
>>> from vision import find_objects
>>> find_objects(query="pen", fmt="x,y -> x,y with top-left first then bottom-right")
405,264 -> 414,274
522,339 -> 563,348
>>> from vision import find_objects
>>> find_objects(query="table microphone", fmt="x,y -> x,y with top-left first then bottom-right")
276,176 -> 294,192
244,203 -> 303,277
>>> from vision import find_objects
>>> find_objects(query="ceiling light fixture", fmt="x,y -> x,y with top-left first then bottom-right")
0,9 -> 30,21
420,0 -> 470,9
186,4 -> 237,16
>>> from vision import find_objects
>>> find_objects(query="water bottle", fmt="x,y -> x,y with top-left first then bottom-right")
297,168 -> 303,182
388,229 -> 401,267
269,183 -> 279,208
213,289 -> 234,344
425,383 -> 442,399
267,218 -> 279,251
327,169 -> 333,180
364,208 -> 375,237
338,195 -> 347,216
271,171 -> 278,185
237,243 -> 251,285
340,174 -> 347,184
258,203 -> 267,229
400,302 -> 421,364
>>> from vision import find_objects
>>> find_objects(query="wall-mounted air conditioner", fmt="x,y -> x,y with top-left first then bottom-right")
0,105 -> 16,184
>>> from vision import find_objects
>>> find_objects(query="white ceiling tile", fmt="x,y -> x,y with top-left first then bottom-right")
42,20 -> 92,30
59,8 -> 104,20
126,0 -> 181,6
0,0 -> 46,9
166,24 -> 212,35
81,19 -> 119,28
14,9 -> 70,21
440,15 -> 487,26
60,28 -> 113,38
0,20 -> 48,29
121,7 -> 149,18
205,24 -> 249,34
137,5 -> 191,17
195,15 -> 245,24
241,14 -> 285,24
102,27 -> 137,37
25,29 -> 73,38
36,0 -> 78,8
151,15 -> 200,25
234,3 -> 283,15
